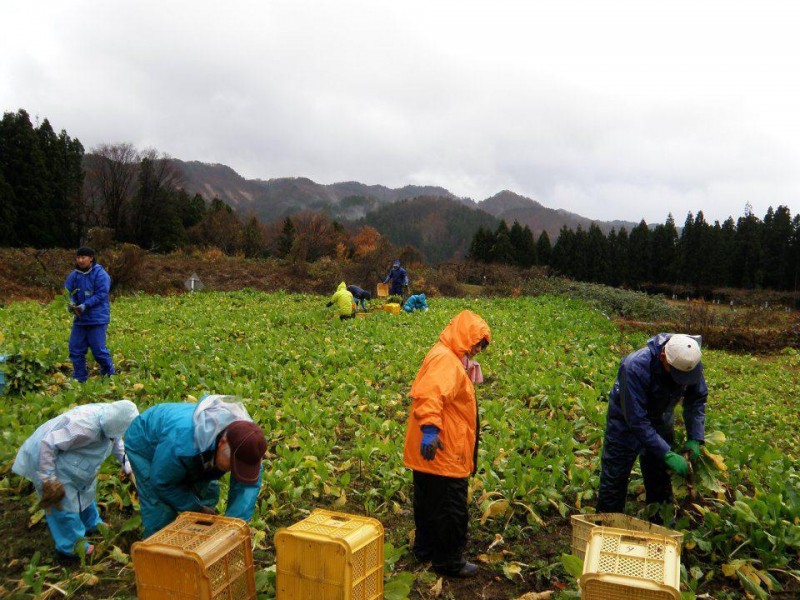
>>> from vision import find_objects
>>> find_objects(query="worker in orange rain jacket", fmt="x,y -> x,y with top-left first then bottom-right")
403,310 -> 490,578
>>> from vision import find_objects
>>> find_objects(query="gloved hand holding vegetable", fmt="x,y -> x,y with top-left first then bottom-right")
420,425 -> 444,460
663,451 -> 689,477
684,440 -> 701,461
40,479 -> 66,511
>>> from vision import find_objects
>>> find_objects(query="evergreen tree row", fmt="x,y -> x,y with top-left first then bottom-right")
471,208 -> 800,291
469,220 -> 552,267
0,109 -> 85,247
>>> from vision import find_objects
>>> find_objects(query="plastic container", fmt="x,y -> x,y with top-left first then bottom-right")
581,526 -> 681,600
131,512 -> 256,600
571,513 -> 683,560
275,509 -> 384,600
384,303 -> 401,315
376,283 -> 389,298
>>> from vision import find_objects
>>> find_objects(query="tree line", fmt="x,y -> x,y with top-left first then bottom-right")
0,109 -> 400,261
471,208 -> 800,291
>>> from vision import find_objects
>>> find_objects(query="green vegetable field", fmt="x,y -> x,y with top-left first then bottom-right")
1,292 -> 799,599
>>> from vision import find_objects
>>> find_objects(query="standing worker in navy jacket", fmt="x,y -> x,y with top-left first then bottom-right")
384,259 -> 409,298
64,247 -> 115,382
597,333 -> 707,521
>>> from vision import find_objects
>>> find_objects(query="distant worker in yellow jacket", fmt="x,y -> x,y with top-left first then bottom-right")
403,310 -> 490,578
326,282 -> 355,320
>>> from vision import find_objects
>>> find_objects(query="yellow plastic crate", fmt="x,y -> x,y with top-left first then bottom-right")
131,512 -> 256,600
571,513 -> 683,561
384,303 -> 401,315
275,509 -> 384,600
581,527 -> 681,600
376,283 -> 389,298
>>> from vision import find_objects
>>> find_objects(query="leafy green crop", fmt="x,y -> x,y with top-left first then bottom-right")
0,292 -> 797,598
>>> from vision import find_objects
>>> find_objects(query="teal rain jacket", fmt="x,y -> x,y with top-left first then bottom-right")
403,293 -> 429,313
123,396 -> 262,535
12,401 -> 139,513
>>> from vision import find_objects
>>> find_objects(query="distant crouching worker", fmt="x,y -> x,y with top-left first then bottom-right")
64,247 -> 115,382
327,282 -> 355,320
404,310 -> 490,577
403,293 -> 429,313
124,395 -> 267,537
347,284 -> 372,311
12,401 -> 139,557
597,333 -> 707,522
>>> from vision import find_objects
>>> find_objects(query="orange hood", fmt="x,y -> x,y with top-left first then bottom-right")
438,310 -> 491,358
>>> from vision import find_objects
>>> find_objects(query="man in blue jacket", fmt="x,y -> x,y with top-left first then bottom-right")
64,247 -> 114,382
597,333 -> 707,520
384,259 -> 409,298
124,395 -> 267,537
403,293 -> 429,313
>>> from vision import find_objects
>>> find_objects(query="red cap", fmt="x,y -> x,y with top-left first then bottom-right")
225,421 -> 267,484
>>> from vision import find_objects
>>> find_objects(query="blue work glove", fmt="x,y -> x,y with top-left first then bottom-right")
664,451 -> 689,477
420,425 -> 444,460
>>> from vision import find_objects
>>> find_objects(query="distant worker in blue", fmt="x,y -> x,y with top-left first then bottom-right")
384,259 -> 409,298
124,395 -> 268,537
403,293 -> 429,313
347,284 -> 372,311
12,400 -> 139,557
64,247 -> 115,382
597,333 -> 707,522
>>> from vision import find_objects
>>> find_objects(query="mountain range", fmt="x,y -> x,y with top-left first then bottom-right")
172,159 -> 639,261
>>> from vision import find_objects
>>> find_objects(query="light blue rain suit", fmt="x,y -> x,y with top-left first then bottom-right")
403,293 -> 429,313
124,396 -> 263,538
12,401 -> 139,555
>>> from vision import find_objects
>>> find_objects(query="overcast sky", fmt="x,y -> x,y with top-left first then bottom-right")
3,1 -> 799,224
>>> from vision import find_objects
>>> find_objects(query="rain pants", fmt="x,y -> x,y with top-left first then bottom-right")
124,396 -> 263,538
64,263 -> 114,381
403,310 -> 490,574
384,265 -> 408,296
403,294 -> 429,313
12,401 -> 139,555
597,333 -> 708,515
329,282 -> 355,318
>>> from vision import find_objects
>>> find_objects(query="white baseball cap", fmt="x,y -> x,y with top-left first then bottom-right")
664,334 -> 703,385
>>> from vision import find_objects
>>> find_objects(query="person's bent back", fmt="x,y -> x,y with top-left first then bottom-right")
124,395 -> 267,537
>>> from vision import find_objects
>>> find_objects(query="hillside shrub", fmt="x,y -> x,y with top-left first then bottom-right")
521,277 -> 678,321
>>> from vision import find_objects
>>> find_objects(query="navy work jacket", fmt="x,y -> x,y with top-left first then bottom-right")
605,333 -> 707,458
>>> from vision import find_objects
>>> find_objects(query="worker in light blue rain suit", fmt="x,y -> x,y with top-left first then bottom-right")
124,395 -> 267,537
384,259 -> 409,298
64,247 -> 115,382
597,333 -> 707,522
403,293 -> 429,313
12,400 -> 139,557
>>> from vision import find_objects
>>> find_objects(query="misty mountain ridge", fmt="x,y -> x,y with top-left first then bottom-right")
173,160 -> 638,238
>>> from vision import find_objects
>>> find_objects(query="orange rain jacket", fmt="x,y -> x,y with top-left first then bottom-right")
403,310 -> 491,478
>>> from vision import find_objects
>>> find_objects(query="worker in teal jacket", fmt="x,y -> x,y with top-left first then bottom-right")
403,293 -> 429,313
326,282 -> 355,320
124,396 -> 267,537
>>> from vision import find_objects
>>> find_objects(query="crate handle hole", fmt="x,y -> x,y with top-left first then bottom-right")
330,516 -> 349,522
195,519 -> 215,526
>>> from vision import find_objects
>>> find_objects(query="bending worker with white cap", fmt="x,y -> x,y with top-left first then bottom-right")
124,395 -> 267,537
12,400 -> 140,557
597,333 -> 707,521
